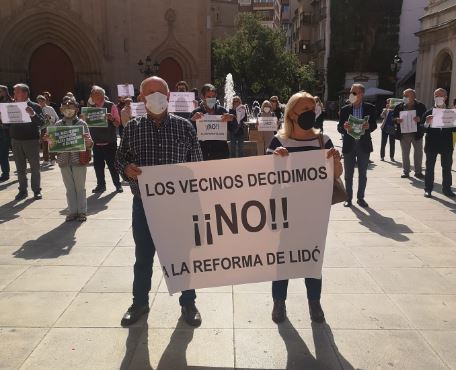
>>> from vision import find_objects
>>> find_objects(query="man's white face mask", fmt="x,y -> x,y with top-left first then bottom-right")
434,97 -> 445,107
403,97 -> 410,105
263,107 -> 271,113
348,93 -> 357,104
145,92 -> 168,115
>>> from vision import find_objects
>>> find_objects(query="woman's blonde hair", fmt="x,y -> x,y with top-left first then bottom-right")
278,91 -> 316,139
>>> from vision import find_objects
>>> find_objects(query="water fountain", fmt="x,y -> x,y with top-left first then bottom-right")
224,73 -> 235,110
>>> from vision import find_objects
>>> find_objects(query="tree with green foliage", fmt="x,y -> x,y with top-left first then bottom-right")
212,13 -> 318,103
327,0 -> 403,100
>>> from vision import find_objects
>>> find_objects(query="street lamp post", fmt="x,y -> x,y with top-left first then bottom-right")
137,56 -> 160,77
390,54 -> 403,96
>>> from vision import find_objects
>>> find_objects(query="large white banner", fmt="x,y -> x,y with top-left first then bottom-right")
196,115 -> 227,141
138,151 -> 334,294
432,108 -> 456,128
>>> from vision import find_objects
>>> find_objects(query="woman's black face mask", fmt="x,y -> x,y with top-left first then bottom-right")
297,111 -> 316,130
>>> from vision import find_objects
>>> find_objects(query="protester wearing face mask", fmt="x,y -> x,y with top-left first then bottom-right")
174,80 -> 194,120
0,85 -> 13,182
116,76 -> 204,328
86,85 -> 123,194
37,95 -> 59,166
422,88 -> 455,198
190,84 -> 234,160
43,97 -> 93,222
251,100 -> 276,155
337,83 -> 377,208
393,89 -> 427,179
380,99 -> 396,161
228,96 -> 247,158
314,96 -> 325,132
267,91 -> 342,324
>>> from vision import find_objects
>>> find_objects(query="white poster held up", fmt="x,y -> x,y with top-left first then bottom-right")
399,110 -> 417,133
431,108 -> 456,128
169,92 -> 195,113
258,116 -> 278,131
0,102 -> 32,124
196,115 -> 227,141
117,84 -> 135,97
130,102 -> 147,117
137,150 -> 334,294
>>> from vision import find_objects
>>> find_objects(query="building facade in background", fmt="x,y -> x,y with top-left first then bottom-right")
0,0 -> 219,102
238,0 -> 282,29
415,0 -> 456,107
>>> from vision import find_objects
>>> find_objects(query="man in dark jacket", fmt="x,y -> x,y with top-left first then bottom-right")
422,88 -> 455,198
87,85 -> 123,194
190,84 -> 234,161
228,96 -> 247,158
393,89 -> 427,179
337,83 -> 377,208
0,85 -> 13,182
9,84 -> 45,200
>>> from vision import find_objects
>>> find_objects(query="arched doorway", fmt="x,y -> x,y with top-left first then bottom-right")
159,57 -> 183,91
29,43 -> 75,103
436,52 -> 452,98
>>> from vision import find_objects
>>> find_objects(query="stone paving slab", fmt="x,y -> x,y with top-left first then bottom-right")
0,121 -> 455,369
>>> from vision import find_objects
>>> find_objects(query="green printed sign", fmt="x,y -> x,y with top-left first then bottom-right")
47,126 -> 86,153
347,115 -> 369,140
81,107 -> 108,127
389,98 -> 403,109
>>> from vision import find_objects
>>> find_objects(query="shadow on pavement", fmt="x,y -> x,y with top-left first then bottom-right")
350,206 -> 411,242
86,192 -> 117,215
118,318 -> 357,370
13,220 -> 83,260
407,177 -> 456,209
0,178 -> 19,191
0,198 -> 34,224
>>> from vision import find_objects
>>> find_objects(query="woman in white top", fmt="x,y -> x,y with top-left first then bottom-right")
37,95 -> 59,166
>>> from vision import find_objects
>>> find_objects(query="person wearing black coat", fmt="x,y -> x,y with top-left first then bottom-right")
392,89 -> 427,179
337,84 -> 377,208
422,88 -> 455,198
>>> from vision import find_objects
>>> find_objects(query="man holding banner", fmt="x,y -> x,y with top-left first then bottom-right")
337,83 -> 377,208
190,84 -> 234,160
115,76 -> 204,327
423,88 -> 455,198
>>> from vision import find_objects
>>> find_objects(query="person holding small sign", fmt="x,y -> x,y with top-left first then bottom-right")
228,96 -> 247,158
9,83 -> 46,201
253,100 -> 276,155
43,97 -> 93,221
190,84 -> 234,160
115,76 -> 204,328
86,85 -> 123,194
268,91 -> 343,324
422,88 -> 455,198
393,89 -> 427,179
337,83 -> 377,208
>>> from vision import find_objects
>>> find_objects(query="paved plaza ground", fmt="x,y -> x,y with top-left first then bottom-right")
0,121 -> 455,370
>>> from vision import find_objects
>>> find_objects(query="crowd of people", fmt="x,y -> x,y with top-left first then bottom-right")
0,76 -> 454,328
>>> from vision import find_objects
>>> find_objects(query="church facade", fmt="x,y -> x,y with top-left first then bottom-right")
0,0 -> 238,102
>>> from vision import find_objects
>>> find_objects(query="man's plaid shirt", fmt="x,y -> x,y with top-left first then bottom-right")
115,112 -> 203,197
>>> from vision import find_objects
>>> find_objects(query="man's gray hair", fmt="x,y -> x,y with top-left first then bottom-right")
403,88 -> 416,96
434,88 -> 448,96
352,83 -> 365,93
13,83 -> 30,96
91,85 -> 105,95
139,76 -> 169,94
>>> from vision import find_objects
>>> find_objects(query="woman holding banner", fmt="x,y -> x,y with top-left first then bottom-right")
267,91 -> 343,324
44,97 -> 93,222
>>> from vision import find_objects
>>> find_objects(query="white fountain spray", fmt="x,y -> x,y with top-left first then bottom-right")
224,73 -> 236,110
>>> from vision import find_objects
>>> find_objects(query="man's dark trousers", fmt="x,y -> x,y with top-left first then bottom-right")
425,150 -> 453,193
344,141 -> 370,201
132,196 -> 196,306
93,142 -> 121,188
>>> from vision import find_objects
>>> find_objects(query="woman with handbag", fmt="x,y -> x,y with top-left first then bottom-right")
43,97 -> 93,222
380,99 -> 396,161
267,91 -> 344,324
